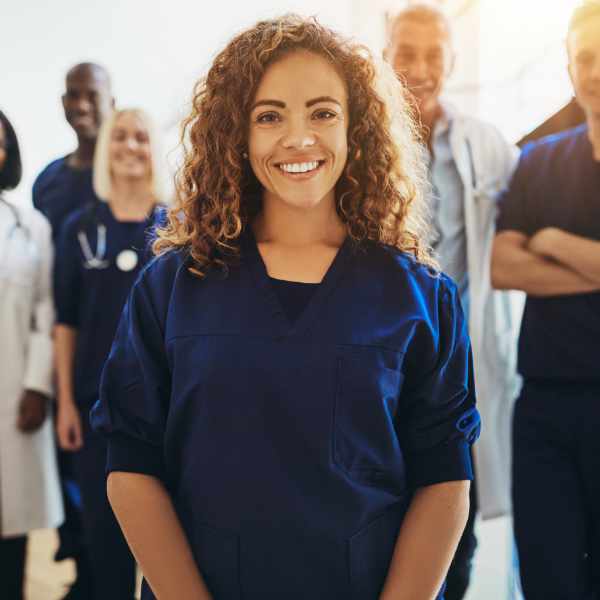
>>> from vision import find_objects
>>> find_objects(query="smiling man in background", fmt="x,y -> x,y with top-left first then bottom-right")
33,62 -> 114,238
32,61 -> 114,600
385,5 -> 523,599
492,2 -> 600,597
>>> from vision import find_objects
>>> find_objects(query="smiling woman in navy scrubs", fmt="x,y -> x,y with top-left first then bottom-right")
54,108 -> 165,600
91,16 -> 480,600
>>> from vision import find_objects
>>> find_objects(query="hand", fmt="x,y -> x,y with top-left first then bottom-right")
17,390 -> 48,433
57,400 -> 83,451
528,227 -> 561,258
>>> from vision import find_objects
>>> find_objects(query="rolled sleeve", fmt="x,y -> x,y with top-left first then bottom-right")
398,279 -> 481,489
90,268 -> 171,483
106,433 -> 166,480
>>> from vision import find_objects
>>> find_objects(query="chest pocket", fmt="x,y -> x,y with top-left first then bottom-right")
333,348 -> 405,486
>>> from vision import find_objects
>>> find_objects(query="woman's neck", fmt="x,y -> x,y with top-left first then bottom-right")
253,192 -> 346,249
109,179 -> 155,221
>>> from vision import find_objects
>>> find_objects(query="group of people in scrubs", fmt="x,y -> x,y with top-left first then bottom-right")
1,1 -> 600,599
1,64 -> 165,599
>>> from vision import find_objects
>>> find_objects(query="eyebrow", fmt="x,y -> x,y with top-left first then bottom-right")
250,96 -> 342,111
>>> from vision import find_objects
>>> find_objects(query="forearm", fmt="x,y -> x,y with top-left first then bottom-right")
379,481 -> 470,600
107,471 -> 213,600
492,233 -> 600,296
539,229 -> 600,284
54,324 -> 77,405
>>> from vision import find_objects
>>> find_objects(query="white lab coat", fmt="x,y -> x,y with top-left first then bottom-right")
0,197 -> 63,537
445,104 -> 525,519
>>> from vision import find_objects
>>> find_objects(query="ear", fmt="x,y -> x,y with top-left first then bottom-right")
447,51 -> 456,79
567,61 -> 575,88
566,41 -> 575,87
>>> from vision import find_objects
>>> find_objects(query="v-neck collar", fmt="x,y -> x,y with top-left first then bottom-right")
241,228 -> 353,339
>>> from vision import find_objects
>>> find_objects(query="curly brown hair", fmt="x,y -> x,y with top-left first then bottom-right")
154,14 -> 433,276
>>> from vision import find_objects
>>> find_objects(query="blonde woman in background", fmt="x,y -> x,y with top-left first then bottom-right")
54,108 -> 165,600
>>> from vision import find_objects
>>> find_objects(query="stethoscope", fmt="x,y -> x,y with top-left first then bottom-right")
77,201 -> 156,272
0,195 -> 31,241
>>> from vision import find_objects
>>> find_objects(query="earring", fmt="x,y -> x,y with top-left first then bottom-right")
242,151 -> 248,159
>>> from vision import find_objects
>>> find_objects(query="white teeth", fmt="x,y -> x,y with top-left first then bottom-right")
279,161 -> 320,173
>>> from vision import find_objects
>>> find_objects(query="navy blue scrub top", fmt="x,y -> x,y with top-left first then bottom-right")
497,125 -> 600,381
33,156 -> 98,240
92,231 -> 480,600
54,202 -> 160,409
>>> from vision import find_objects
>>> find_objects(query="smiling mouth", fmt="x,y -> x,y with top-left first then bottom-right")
276,160 -> 326,176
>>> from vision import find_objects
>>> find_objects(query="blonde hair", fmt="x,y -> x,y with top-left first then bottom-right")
154,14 -> 434,277
93,108 -> 166,202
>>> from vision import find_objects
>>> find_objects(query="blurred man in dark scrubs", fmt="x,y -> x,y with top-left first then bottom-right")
33,62 -> 114,600
493,2 -> 600,598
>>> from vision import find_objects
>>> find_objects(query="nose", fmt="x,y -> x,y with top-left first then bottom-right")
74,97 -> 93,114
408,58 -> 430,82
124,136 -> 139,151
281,116 -> 316,150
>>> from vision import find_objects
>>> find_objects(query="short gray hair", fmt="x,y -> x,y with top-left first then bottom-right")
386,2 -> 453,50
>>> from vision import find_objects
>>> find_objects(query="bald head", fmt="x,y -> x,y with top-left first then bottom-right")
66,62 -> 112,91
63,62 -> 114,140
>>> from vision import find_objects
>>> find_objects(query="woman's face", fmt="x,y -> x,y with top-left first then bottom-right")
248,50 -> 349,211
109,112 -> 153,183
0,121 -> 6,173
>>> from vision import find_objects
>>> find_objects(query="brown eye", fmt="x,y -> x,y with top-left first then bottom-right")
111,129 -> 127,142
312,109 -> 336,120
256,112 -> 280,124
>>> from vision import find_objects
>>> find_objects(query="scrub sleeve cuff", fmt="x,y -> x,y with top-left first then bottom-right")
106,433 -> 166,482
408,438 -> 474,489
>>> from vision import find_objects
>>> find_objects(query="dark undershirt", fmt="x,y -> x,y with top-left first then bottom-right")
269,277 -> 320,324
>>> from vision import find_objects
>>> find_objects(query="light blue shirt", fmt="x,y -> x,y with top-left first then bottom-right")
428,113 -> 469,319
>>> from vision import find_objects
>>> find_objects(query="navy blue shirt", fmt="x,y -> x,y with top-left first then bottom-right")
497,125 -> 600,381
269,277 -> 319,323
54,202 -> 160,408
92,231 -> 479,600
33,157 -> 98,240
